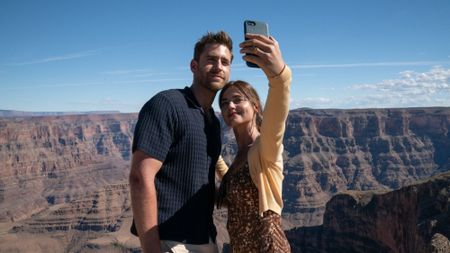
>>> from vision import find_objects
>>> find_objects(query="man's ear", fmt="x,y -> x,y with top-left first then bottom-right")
190,59 -> 198,73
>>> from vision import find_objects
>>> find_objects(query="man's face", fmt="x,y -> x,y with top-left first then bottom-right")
191,43 -> 232,92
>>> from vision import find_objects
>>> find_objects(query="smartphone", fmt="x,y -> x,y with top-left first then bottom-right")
244,20 -> 269,68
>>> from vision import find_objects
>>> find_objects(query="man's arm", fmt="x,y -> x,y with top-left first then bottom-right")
129,150 -> 163,253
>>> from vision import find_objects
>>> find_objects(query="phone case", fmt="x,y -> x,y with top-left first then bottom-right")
244,20 -> 269,36
244,20 -> 269,68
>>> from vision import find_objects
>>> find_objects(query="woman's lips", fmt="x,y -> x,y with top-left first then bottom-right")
228,111 -> 237,118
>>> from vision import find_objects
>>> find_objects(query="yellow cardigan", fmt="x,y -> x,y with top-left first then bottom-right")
216,65 -> 292,216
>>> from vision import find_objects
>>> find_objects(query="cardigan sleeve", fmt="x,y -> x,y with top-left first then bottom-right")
258,65 -> 292,162
247,65 -> 292,216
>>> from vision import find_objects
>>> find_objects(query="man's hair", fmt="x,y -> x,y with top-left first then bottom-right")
193,31 -> 233,62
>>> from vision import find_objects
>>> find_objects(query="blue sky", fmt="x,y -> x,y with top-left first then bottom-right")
1,0 -> 449,113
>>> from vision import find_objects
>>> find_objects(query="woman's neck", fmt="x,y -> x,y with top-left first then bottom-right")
233,124 -> 259,151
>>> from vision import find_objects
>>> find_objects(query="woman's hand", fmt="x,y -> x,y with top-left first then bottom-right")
240,34 -> 286,78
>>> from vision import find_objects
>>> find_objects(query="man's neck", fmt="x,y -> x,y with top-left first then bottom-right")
190,83 -> 217,112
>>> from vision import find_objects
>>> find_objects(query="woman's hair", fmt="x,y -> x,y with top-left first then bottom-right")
218,80 -> 263,131
216,80 -> 263,209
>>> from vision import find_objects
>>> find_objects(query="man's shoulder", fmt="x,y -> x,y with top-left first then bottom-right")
154,88 -> 185,100
139,88 -> 187,114
146,88 -> 186,106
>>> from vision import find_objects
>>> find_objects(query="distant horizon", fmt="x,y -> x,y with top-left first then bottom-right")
2,105 -> 450,117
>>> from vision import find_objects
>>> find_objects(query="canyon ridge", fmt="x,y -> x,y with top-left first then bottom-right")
0,107 -> 449,252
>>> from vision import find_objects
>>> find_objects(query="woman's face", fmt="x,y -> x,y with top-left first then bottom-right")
220,86 -> 256,128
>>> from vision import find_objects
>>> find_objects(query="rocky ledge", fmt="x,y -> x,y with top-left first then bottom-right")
286,171 -> 450,253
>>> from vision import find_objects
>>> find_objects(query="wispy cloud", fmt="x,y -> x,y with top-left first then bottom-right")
291,97 -> 333,109
0,78 -> 189,90
101,68 -> 155,75
352,66 -> 450,93
5,50 -> 99,66
348,66 -> 450,108
351,67 -> 450,106
290,61 -> 449,69
70,97 -> 142,112
101,68 -> 175,78
292,67 -> 450,109
73,97 -> 137,107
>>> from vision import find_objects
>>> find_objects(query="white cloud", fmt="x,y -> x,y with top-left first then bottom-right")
102,68 -> 187,78
78,97 -> 131,106
290,61 -> 449,69
6,50 -> 99,66
102,68 -> 155,75
352,67 -> 450,93
290,67 -> 450,109
349,66 -> 450,108
291,97 -> 334,109
71,97 -> 142,112
0,77 -> 189,91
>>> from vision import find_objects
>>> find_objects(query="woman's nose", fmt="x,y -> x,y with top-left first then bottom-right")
223,102 -> 235,111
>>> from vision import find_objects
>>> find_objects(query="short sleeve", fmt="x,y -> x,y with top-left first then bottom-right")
215,156 -> 229,179
132,93 -> 176,162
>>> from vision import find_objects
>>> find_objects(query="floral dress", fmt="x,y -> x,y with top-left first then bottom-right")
225,162 -> 291,253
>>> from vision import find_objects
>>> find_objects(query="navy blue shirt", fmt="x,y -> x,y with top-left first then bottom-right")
131,87 -> 221,244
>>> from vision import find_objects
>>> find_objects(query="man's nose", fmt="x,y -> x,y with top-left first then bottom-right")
212,60 -> 224,71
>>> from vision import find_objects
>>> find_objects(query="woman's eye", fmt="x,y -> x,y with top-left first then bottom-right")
234,97 -> 244,104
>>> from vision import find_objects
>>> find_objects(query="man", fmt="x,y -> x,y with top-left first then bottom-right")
129,31 -> 233,253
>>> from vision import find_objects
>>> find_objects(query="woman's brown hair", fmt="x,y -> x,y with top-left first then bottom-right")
216,80 -> 263,209
218,80 -> 263,131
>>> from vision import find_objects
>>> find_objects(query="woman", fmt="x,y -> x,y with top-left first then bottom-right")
216,34 -> 291,252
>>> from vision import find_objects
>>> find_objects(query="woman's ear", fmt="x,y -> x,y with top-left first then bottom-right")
253,104 -> 259,113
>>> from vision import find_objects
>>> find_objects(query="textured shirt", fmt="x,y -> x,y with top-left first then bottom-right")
132,87 -> 221,244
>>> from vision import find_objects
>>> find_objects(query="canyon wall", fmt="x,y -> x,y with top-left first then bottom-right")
0,107 -> 449,252
286,171 -> 450,253
0,114 -> 140,252
0,114 -> 136,223
279,107 -> 450,227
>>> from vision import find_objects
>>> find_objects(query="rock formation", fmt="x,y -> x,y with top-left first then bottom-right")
286,171 -> 450,253
279,107 -> 450,227
0,114 -> 136,223
0,114 -> 140,252
0,107 -> 449,252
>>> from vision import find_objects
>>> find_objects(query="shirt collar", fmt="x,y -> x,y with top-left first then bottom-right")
182,86 -> 202,109
182,86 -> 216,116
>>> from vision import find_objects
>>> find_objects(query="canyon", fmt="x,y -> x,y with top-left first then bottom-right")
286,171 -> 450,253
0,107 -> 449,252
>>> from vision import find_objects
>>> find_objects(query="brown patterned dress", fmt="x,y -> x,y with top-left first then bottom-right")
225,162 -> 291,253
